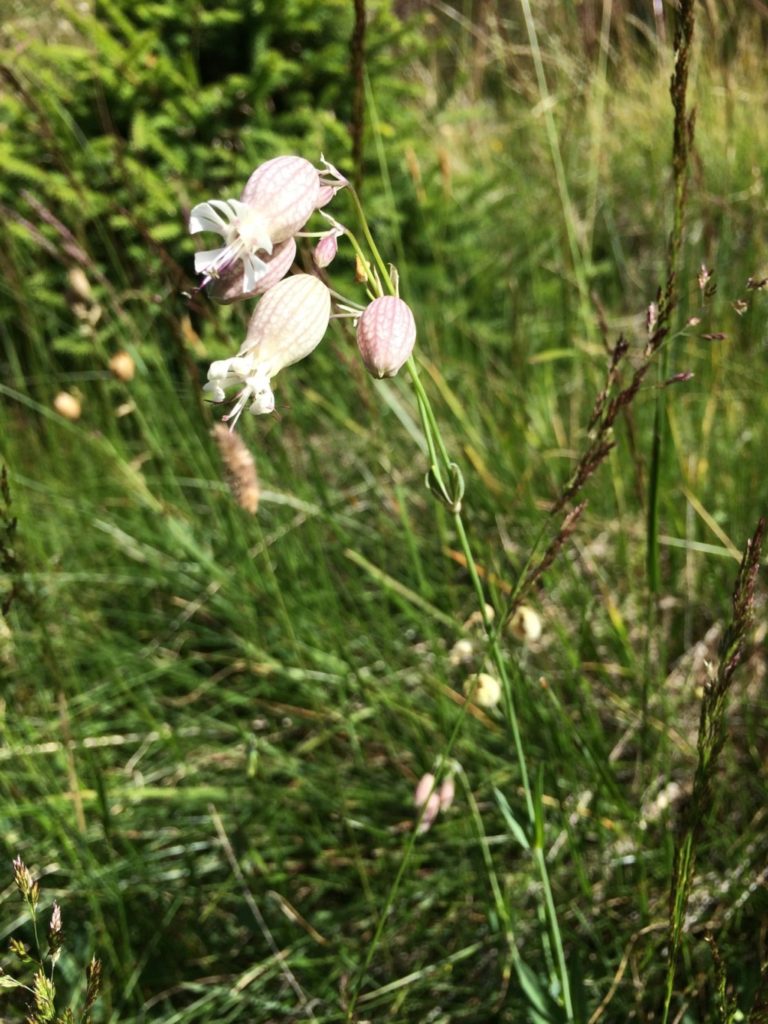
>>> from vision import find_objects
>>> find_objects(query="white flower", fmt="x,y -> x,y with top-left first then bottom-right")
190,156 -> 321,295
190,198 -> 273,293
204,274 -> 331,428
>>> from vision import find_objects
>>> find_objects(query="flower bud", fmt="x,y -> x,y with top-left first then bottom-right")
313,232 -> 338,269
242,274 -> 331,373
413,772 -> 436,809
417,792 -> 441,834
438,776 -> 455,812
356,296 -> 416,378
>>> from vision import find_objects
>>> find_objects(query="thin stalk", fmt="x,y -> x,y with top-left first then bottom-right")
346,197 -> 575,1020
519,0 -> 594,340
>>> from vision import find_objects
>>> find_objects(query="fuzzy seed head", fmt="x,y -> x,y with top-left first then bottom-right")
356,296 -> 416,378
212,424 -> 260,514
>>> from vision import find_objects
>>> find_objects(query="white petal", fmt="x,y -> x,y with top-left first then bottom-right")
229,199 -> 252,217
202,382 -> 226,402
207,199 -> 239,221
195,247 -> 226,273
189,202 -> 228,235
249,384 -> 275,415
242,252 -> 267,293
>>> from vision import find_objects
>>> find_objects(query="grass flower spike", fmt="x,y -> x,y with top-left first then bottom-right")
204,274 -> 331,428
190,156 -> 321,295
356,296 -> 417,378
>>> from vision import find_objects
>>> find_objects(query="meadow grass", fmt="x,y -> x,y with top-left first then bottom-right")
1,3 -> 767,1022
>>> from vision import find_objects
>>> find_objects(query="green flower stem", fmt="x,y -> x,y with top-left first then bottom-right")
348,198 -> 574,1022
347,187 -> 394,294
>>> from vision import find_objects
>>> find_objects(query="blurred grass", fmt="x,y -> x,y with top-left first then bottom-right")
1,1 -> 767,1022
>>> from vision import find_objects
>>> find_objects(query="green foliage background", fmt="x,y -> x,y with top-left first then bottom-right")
1,1 -> 767,1022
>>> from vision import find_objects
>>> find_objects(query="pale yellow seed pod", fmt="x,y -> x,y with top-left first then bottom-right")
449,638 -> 475,667
463,672 -> 502,709
509,605 -> 543,643
356,296 -> 416,378
463,604 -> 495,632
240,274 -> 331,375
53,391 -> 82,420
109,351 -> 135,381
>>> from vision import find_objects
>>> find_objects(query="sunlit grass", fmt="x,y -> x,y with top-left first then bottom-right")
1,3 -> 767,1022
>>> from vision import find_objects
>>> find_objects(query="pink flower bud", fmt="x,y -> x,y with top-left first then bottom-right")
438,776 -> 455,812
417,792 -> 441,834
315,185 -> 337,209
356,296 -> 416,378
241,156 -> 320,244
313,232 -> 338,269
413,772 -> 436,808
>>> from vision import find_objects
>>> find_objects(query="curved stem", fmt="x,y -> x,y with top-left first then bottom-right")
345,189 -> 574,1022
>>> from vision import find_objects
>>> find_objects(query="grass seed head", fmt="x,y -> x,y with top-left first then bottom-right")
212,424 -> 260,514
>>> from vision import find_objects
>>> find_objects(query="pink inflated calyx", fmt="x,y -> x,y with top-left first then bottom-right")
203,275 -> 331,429
211,238 -> 297,304
356,296 -> 417,379
240,156 -> 321,245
